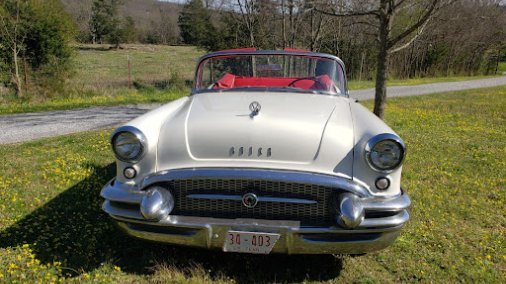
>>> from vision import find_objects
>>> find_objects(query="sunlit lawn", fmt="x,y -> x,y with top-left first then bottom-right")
0,86 -> 504,283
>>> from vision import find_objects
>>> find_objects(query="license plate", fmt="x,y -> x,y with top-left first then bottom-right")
223,231 -> 280,254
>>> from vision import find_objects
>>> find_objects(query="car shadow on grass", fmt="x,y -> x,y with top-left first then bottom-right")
0,163 -> 343,282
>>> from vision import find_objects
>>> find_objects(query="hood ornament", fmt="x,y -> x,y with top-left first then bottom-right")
249,101 -> 261,117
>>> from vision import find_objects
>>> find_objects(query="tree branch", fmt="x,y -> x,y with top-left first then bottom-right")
390,15 -> 430,53
315,8 -> 379,18
394,0 -> 409,9
388,0 -> 439,47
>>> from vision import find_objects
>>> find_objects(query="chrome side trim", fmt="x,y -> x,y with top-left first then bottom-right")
186,193 -> 318,205
141,168 -> 371,197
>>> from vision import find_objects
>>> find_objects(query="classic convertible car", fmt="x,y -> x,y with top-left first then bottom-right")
101,48 -> 410,254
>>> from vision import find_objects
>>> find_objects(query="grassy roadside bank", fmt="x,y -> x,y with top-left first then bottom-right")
0,86 -> 504,283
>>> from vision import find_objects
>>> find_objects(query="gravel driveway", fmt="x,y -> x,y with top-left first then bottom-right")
1,76 -> 505,144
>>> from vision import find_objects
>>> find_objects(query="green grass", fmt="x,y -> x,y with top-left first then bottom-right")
74,44 -> 203,88
1,86 -> 504,283
498,62 -> 506,74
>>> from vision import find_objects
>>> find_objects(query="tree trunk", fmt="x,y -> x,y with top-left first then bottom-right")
281,0 -> 286,48
373,4 -> 391,120
373,44 -> 389,119
12,42 -> 22,98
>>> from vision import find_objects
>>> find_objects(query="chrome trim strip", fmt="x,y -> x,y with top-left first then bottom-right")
259,196 -> 317,205
141,168 -> 371,197
186,194 -> 317,205
186,194 -> 242,201
362,190 -> 411,212
360,211 -> 410,228
100,179 -> 145,204
103,200 -> 143,220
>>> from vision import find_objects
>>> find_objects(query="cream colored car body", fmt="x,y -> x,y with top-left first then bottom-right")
101,50 -> 410,255
116,92 -> 401,197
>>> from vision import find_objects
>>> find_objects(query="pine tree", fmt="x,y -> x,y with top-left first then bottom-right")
178,0 -> 216,49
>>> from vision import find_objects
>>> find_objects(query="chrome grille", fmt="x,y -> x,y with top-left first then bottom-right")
169,179 -> 335,226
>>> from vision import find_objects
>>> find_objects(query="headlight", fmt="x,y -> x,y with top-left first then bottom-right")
365,133 -> 405,172
111,127 -> 147,163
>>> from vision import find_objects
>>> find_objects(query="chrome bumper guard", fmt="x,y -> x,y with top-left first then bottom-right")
101,169 -> 411,254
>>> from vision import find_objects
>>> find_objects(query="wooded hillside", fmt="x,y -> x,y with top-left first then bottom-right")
60,0 -> 506,81
60,0 -> 182,44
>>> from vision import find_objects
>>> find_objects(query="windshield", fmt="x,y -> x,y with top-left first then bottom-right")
195,54 -> 345,95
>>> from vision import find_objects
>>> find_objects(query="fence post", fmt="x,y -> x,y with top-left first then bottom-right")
127,55 -> 132,89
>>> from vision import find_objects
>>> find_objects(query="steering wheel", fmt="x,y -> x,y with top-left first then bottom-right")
288,77 -> 325,90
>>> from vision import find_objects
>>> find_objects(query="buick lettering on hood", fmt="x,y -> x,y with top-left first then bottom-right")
101,48 -> 411,254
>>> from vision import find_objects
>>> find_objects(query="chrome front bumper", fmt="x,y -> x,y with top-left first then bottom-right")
101,169 -> 411,254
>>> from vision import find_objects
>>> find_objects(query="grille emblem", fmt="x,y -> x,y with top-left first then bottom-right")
249,101 -> 261,117
242,193 -> 258,208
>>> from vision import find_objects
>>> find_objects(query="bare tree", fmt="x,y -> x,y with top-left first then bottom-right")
318,0 -> 451,119
236,0 -> 257,46
0,0 -> 26,97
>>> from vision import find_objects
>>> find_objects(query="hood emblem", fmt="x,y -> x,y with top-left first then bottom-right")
242,193 -> 258,208
249,101 -> 261,117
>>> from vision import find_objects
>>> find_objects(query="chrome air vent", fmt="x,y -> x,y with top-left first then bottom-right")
229,146 -> 272,158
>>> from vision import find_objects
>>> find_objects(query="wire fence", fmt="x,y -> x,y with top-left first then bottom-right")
72,45 -> 201,91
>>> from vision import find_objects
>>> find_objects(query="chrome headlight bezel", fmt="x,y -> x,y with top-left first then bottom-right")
111,126 -> 147,163
365,133 -> 406,173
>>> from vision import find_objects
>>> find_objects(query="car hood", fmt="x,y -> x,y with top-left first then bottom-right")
158,92 -> 354,172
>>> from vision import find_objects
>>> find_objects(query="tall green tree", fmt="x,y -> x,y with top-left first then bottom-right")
0,0 -> 74,96
0,0 -> 24,96
178,0 -> 217,49
89,0 -> 120,44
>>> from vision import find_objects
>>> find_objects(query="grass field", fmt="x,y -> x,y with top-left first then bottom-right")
498,62 -> 506,74
74,44 -> 202,88
0,44 -> 502,115
0,86 -> 504,283
0,45 -> 203,115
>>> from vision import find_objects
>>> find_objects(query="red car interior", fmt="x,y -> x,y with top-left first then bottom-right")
213,73 -> 334,91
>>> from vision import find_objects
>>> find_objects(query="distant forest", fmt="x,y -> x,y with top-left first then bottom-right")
61,0 -> 506,80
